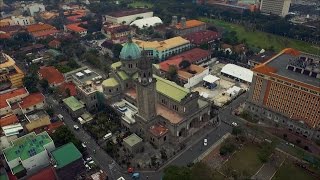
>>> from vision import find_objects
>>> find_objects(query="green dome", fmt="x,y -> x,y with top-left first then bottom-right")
119,41 -> 141,60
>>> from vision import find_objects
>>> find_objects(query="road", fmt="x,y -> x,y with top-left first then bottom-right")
46,95 -> 130,180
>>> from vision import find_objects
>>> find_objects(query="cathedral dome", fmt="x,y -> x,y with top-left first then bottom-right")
119,39 -> 141,60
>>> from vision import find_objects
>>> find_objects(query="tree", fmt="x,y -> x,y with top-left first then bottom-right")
179,60 -> 191,69
39,79 -> 49,90
166,65 -> 178,81
160,148 -> 168,161
51,126 -> 85,152
65,88 -> 71,97
23,75 -> 39,93
220,142 -> 236,156
165,29 -> 175,39
112,44 -> 123,58
232,126 -> 243,136
207,25 -> 218,32
258,142 -> 276,163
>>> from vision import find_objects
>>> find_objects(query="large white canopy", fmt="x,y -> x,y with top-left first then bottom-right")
221,64 -> 253,83
203,74 -> 220,83
130,16 -> 163,29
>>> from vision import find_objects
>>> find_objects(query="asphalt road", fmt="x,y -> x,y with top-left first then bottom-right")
46,95 -> 129,180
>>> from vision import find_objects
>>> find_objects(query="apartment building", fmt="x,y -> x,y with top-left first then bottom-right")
260,0 -> 292,17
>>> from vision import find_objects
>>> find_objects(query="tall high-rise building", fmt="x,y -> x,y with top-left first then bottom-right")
260,0 -> 291,17
246,48 -> 320,139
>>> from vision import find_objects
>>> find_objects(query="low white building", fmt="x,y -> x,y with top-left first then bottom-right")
130,16 -> 162,29
3,131 -> 55,175
221,64 -> 253,83
9,16 -> 35,26
24,3 -> 45,16
103,9 -> 153,25
2,123 -> 23,136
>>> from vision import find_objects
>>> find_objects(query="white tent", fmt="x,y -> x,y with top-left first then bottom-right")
221,64 -> 253,83
130,16 -> 163,29
203,75 -> 220,83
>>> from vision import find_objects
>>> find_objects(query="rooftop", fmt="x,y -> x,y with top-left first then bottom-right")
38,66 -> 65,85
117,71 -> 129,80
31,29 -> 59,38
249,51 -> 276,64
0,114 -> 19,127
0,53 -> 15,68
221,64 -> 253,83
106,9 -> 152,17
26,24 -> 56,33
175,19 -> 205,29
133,36 -> 190,51
253,48 -> 320,91
59,82 -> 77,97
2,123 -> 23,136
111,61 -> 122,70
123,133 -> 142,147
65,22 -> 87,32
102,78 -> 119,87
156,103 -> 183,124
168,48 -> 210,63
0,88 -> 28,109
28,166 -> 56,180
183,30 -> 219,45
149,124 -> 169,137
3,131 -> 53,162
19,93 -> 45,109
63,96 -> 84,112
154,75 -> 190,102
25,110 -> 49,122
51,142 -> 82,169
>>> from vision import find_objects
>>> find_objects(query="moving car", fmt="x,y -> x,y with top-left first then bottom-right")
231,122 -> 238,127
204,138 -> 208,146
103,132 -> 112,140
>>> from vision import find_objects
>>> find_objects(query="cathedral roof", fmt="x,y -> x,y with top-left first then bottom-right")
119,38 -> 141,60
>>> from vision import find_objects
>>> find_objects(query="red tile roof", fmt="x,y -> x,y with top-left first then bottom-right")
184,30 -> 219,45
28,166 -> 57,180
0,33 -> 11,39
47,121 -> 65,134
19,93 -> 45,109
26,24 -> 56,33
32,29 -> 59,38
168,48 -> 211,64
0,88 -> 28,109
67,14 -> 84,22
38,66 -> 65,85
149,124 -> 169,137
175,20 -> 205,29
59,82 -> 77,97
159,57 -> 183,72
0,114 -> 19,127
65,22 -> 87,33
48,39 -> 61,48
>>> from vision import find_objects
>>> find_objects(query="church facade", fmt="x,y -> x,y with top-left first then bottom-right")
102,37 -> 212,144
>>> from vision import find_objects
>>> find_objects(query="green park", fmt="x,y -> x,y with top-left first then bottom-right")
201,18 -> 320,55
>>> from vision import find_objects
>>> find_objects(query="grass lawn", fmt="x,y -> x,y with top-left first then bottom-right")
128,1 -> 153,8
200,17 -> 320,55
222,144 -> 263,176
272,160 -> 317,180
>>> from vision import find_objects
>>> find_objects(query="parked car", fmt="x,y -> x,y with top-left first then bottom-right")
231,122 -> 238,127
73,125 -> 79,130
81,142 -> 87,148
204,138 -> 208,146
86,157 -> 92,161
57,114 -> 64,121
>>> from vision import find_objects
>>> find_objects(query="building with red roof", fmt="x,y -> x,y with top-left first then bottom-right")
28,166 -> 57,180
0,88 -> 29,116
168,48 -> 211,65
26,23 -> 58,39
38,66 -> 65,87
171,17 -> 206,36
48,39 -> 61,49
59,82 -> 77,97
102,24 -> 134,42
0,114 -> 19,127
18,93 -> 45,114
184,30 -> 219,46
159,57 -> 209,88
64,22 -> 87,36
149,124 -> 169,147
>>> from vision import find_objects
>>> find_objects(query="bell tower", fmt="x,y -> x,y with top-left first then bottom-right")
136,51 -> 157,121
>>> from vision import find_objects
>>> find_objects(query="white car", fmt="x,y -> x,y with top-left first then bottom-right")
81,142 -> 87,148
85,164 -> 91,170
86,157 -> 92,161
231,122 -> 238,127
73,125 -> 79,130
88,160 -> 95,164
204,138 -> 208,146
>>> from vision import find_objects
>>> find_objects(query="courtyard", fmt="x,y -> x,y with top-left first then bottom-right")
272,160 -> 318,180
